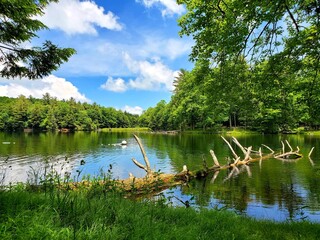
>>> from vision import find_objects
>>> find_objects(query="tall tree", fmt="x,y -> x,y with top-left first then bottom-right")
177,0 -> 320,64
0,0 -> 75,79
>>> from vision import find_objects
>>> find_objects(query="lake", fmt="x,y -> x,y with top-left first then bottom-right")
1,131 -> 320,222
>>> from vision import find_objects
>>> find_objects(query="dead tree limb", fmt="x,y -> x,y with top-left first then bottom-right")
124,136 -> 304,194
132,134 -> 153,177
285,140 -> 293,152
131,158 -> 147,172
221,136 -> 239,160
309,147 -> 315,158
258,147 -> 262,158
210,150 -> 220,167
274,152 -> 302,159
281,141 -> 285,154
244,146 -> 252,162
232,137 -> 247,156
261,144 -> 274,154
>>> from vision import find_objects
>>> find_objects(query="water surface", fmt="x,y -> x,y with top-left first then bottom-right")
1,131 -> 320,222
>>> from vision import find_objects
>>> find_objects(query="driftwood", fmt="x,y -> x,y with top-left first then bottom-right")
60,135 -> 309,196
120,135 -> 309,194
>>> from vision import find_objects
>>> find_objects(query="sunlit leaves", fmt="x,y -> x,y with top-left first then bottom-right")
177,0 -> 319,64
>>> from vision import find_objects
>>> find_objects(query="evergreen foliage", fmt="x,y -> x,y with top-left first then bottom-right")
0,0 -> 75,79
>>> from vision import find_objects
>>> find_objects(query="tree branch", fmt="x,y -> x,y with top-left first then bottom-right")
133,134 -> 152,175
210,150 -> 220,166
221,136 -> 239,160
0,44 -> 16,52
285,3 -> 300,33
131,158 -> 148,172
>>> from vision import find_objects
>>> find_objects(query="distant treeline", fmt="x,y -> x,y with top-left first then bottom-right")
0,94 -> 139,131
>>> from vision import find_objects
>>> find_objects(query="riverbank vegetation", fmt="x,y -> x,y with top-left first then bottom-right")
1,179 -> 320,240
140,1 -> 320,134
0,94 -> 139,132
139,57 -> 320,133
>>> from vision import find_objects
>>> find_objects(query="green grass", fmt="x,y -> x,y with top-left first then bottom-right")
100,127 -> 150,132
221,127 -> 259,136
181,127 -> 259,135
305,131 -> 320,135
1,185 -> 320,240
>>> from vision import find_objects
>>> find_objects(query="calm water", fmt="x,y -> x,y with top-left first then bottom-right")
1,131 -> 320,222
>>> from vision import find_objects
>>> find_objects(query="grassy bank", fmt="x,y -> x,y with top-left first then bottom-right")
182,127 -> 258,135
1,185 -> 319,240
100,127 -> 149,132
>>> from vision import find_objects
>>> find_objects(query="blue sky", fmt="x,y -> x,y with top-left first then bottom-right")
0,0 -> 193,115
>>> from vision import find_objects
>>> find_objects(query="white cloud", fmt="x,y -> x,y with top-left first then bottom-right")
0,75 -> 90,102
137,0 -> 185,17
140,37 -> 192,60
100,53 -> 179,92
100,77 -> 128,92
124,53 -> 179,91
38,0 -> 123,35
54,33 -> 192,77
122,105 -> 144,115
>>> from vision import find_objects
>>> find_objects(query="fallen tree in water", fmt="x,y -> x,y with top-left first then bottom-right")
117,134 -> 312,195
51,134 -> 312,196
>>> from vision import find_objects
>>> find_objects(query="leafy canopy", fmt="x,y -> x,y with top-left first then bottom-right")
0,0 -> 76,79
177,0 -> 320,64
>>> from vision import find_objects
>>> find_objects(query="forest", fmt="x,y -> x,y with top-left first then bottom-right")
140,0 -> 320,133
139,57 -> 320,133
2,1 -> 320,134
0,94 -> 139,131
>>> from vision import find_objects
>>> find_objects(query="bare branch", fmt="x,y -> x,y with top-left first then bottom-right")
274,152 -> 302,159
308,147 -> 315,158
182,165 -> 188,172
210,150 -> 220,166
245,165 -> 252,177
258,147 -> 262,158
133,134 -> 151,173
232,137 -> 247,156
210,171 -> 220,184
244,146 -> 252,162
221,136 -> 239,159
285,140 -> 293,152
234,157 -> 241,165
281,141 -> 285,154
261,144 -> 274,153
131,158 -> 147,172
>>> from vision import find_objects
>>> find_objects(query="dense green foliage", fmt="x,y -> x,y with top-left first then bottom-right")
1,184 -> 320,239
0,94 -> 139,131
140,59 -> 320,133
140,0 -> 320,133
177,0 -> 320,63
0,0 -> 75,79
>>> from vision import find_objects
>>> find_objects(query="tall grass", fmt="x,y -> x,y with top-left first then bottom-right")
1,163 -> 319,239
1,178 -> 320,240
